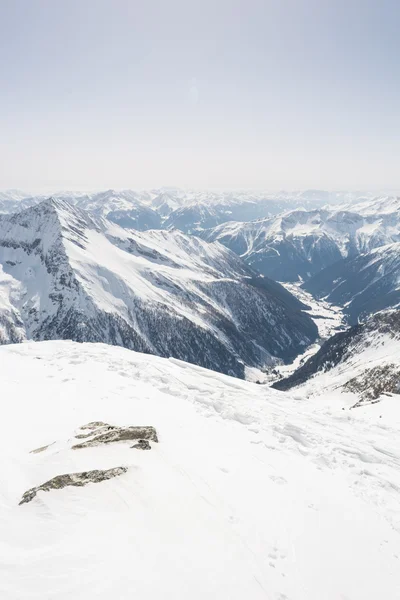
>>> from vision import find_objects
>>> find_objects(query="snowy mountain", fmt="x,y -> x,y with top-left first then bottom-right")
161,191 -> 360,233
0,198 -> 317,376
304,242 -> 400,323
3,339 -> 400,600
0,188 -> 374,234
0,190 -> 161,231
201,206 -> 400,282
72,190 -> 162,230
272,310 -> 400,404
343,195 -> 400,215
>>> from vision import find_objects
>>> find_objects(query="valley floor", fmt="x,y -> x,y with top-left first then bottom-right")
1,341 -> 400,599
248,283 -> 345,384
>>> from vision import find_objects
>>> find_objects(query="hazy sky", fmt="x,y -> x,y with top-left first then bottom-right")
0,0 -> 399,191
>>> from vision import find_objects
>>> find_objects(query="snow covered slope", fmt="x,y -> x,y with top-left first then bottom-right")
304,242 -> 400,323
2,340 -> 400,600
273,310 -> 400,403
201,206 -> 400,282
345,195 -> 400,216
0,198 -> 317,376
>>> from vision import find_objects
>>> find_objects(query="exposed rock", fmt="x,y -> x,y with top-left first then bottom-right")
131,439 -> 152,450
72,424 -> 158,449
344,364 -> 400,405
75,421 -> 117,439
19,467 -> 128,505
29,442 -> 55,454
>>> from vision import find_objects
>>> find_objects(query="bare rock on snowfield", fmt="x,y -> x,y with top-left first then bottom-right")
344,364 -> 400,404
72,424 -> 158,449
131,439 -> 152,450
19,467 -> 128,505
29,442 -> 54,454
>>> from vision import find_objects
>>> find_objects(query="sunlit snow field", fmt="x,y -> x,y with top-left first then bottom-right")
1,341 -> 399,599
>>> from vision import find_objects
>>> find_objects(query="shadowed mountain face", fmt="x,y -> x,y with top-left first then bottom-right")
0,199 -> 317,377
303,243 -> 400,324
200,206 -> 400,283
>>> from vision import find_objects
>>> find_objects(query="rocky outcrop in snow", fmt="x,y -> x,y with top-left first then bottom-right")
72,422 -> 158,449
19,467 -> 128,505
343,364 -> 400,405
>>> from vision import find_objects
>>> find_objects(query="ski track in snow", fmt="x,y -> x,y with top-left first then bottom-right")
1,340 -> 400,599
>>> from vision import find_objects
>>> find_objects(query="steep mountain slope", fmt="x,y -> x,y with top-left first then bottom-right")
304,242 -> 400,323
3,340 -> 400,600
0,199 -> 317,376
272,310 -> 400,403
201,207 -> 400,282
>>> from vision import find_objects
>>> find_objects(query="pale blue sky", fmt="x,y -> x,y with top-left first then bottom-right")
0,0 -> 399,190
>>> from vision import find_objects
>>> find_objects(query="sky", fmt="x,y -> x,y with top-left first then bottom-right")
0,0 -> 399,192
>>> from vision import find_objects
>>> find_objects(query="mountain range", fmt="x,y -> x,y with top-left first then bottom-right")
0,188 -> 392,234
0,198 -> 317,377
201,203 -> 400,281
0,188 -> 398,376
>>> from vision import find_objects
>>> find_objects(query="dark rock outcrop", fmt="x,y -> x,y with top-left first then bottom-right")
344,364 -> 400,404
132,440 -> 152,450
72,423 -> 158,449
19,467 -> 128,505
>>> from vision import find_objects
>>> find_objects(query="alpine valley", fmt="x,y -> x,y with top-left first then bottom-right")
0,197 -> 318,377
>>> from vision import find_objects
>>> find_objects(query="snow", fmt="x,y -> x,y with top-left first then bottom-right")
253,283 -> 345,384
202,205 -> 400,282
296,325 -> 400,403
281,282 -> 344,340
1,340 -> 400,599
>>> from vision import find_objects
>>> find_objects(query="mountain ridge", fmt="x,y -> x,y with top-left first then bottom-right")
0,198 -> 318,377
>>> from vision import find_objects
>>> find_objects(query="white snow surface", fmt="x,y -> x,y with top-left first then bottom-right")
297,322 -> 400,401
280,282 -> 345,340
2,340 -> 400,599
